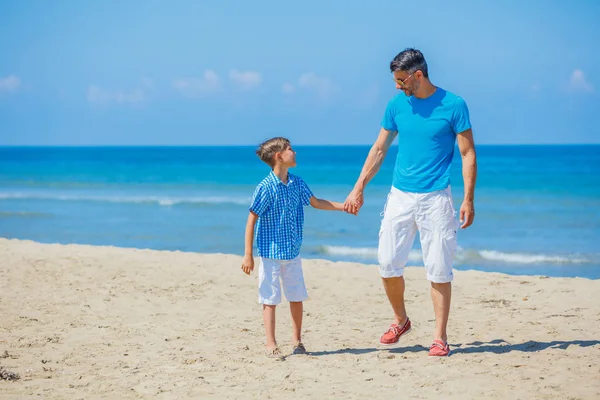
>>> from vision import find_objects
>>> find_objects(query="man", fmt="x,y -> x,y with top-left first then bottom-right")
344,48 -> 477,357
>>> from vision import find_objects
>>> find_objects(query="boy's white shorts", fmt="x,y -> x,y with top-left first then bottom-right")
258,256 -> 308,305
378,186 -> 459,283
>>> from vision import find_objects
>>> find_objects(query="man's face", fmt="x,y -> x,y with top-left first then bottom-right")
393,70 -> 420,97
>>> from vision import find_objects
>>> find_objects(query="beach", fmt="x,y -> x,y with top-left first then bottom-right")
0,238 -> 599,399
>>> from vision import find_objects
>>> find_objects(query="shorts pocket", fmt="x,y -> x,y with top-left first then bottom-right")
377,218 -> 392,265
379,191 -> 392,218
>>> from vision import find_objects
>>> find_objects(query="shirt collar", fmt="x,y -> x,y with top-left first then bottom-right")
269,170 -> 294,186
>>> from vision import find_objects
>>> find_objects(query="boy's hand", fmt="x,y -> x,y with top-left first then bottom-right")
241,255 -> 254,275
344,189 -> 363,215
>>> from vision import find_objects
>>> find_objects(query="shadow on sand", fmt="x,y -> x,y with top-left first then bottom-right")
308,339 -> 600,357
450,339 -> 600,355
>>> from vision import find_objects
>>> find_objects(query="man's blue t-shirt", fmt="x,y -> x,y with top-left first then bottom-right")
381,87 -> 471,193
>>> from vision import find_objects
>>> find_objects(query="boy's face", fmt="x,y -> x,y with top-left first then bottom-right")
275,145 -> 297,168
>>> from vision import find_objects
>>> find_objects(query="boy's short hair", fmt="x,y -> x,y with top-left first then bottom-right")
256,137 -> 291,167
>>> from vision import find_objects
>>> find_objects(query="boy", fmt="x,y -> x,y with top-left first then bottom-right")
241,137 -> 347,360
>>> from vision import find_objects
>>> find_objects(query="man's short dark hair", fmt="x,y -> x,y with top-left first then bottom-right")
390,48 -> 429,78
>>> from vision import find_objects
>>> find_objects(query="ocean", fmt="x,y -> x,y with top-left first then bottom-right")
1,145 -> 599,279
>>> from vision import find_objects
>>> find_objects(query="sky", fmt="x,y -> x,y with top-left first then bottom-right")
0,0 -> 599,146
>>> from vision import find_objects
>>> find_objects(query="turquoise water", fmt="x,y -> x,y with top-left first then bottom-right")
1,145 -> 599,278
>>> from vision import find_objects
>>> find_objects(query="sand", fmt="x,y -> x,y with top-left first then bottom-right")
0,238 -> 599,399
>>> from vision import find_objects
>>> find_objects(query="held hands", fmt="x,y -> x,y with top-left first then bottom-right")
241,255 -> 254,275
459,200 -> 475,229
343,188 -> 364,216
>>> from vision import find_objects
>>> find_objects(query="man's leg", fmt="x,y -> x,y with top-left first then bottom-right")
382,276 -> 407,326
417,187 -> 458,352
431,282 -> 451,342
377,188 -> 417,345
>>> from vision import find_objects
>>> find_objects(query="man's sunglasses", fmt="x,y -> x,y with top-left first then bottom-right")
394,72 -> 414,87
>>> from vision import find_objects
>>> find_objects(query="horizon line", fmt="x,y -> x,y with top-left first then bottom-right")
1,143 -> 599,148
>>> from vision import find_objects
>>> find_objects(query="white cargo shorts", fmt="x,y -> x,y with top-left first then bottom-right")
258,256 -> 308,305
378,185 -> 459,283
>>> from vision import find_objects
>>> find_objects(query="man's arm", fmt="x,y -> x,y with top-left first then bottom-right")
309,196 -> 345,211
457,128 -> 477,228
344,127 -> 398,214
241,211 -> 258,274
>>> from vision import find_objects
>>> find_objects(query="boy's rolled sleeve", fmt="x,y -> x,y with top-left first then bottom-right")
299,179 -> 313,207
249,184 -> 271,216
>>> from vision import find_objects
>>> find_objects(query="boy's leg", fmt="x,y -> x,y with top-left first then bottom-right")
280,257 -> 308,346
289,301 -> 303,343
263,304 -> 277,349
258,258 -> 282,350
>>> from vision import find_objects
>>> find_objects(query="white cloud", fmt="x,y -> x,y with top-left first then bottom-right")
140,78 -> 154,88
86,83 -> 148,106
568,69 -> 593,93
282,83 -> 295,94
229,69 -> 262,90
173,70 -> 220,97
0,75 -> 21,93
297,73 -> 334,100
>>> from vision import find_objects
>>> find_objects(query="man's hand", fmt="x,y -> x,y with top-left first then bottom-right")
459,200 -> 475,229
241,255 -> 254,275
457,128 -> 476,229
342,128 -> 396,216
343,188 -> 364,215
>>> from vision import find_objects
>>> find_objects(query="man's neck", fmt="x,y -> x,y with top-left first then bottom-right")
414,79 -> 437,99
273,165 -> 289,184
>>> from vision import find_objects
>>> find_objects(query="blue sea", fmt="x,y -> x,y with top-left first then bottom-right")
1,145 -> 599,279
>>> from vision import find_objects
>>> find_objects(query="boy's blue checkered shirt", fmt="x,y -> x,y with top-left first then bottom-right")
249,171 -> 314,260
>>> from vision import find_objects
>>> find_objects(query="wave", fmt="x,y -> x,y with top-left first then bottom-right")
0,211 -> 52,218
320,245 -> 422,262
470,250 -> 589,264
0,192 -> 250,207
319,245 -> 593,265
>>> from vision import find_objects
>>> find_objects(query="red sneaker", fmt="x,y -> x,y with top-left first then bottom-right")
379,318 -> 412,346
